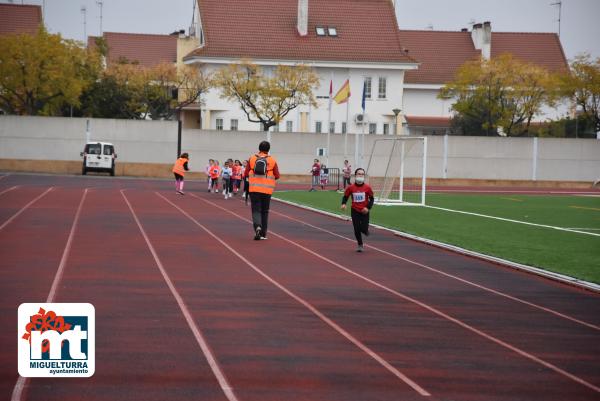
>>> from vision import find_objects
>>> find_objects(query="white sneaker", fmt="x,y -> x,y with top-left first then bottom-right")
216,189 -> 219,193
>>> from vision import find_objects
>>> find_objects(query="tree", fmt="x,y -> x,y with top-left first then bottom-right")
559,54 -> 600,134
213,61 -> 319,131
139,62 -> 212,121
440,54 -> 558,136
0,27 -> 100,115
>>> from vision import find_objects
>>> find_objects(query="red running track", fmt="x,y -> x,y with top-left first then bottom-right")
0,174 -> 599,401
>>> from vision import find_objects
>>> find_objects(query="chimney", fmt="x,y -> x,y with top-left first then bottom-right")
297,0 -> 308,36
471,22 -> 492,60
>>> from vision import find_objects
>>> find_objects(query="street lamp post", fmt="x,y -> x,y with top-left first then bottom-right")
392,108 -> 401,135
575,105 -> 583,139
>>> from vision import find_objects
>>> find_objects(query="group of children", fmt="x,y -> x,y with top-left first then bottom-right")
205,158 -> 249,199
173,153 -> 375,252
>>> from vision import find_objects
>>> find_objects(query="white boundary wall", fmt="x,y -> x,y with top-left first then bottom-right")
1,116 -> 599,181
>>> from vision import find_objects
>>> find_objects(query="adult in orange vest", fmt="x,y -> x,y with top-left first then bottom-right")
172,153 -> 189,195
243,141 -> 280,240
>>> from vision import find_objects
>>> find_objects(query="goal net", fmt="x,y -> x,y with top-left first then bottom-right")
365,137 -> 427,206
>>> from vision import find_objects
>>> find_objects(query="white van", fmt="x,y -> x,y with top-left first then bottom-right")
80,142 -> 117,176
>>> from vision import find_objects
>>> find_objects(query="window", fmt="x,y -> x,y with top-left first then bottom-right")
286,121 -> 293,132
341,122 -> 347,134
369,123 -> 377,134
85,144 -> 101,155
103,145 -> 114,155
230,119 -> 238,131
216,118 -> 223,130
378,77 -> 387,99
383,123 -> 389,135
329,122 -> 335,134
315,121 -> 322,133
273,123 -> 280,132
327,27 -> 337,36
364,77 -> 372,99
316,27 -> 326,36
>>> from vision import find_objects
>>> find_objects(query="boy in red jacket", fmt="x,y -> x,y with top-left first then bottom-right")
341,168 -> 374,252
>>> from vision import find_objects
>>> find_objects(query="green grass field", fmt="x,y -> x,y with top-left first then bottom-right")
273,190 -> 600,284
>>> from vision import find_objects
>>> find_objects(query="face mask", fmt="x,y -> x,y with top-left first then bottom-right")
355,176 -> 365,184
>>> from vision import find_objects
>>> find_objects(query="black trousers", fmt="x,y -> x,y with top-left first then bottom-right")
249,192 -> 272,236
351,208 -> 370,245
343,177 -> 351,188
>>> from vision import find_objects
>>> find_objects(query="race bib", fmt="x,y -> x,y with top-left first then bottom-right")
352,192 -> 366,203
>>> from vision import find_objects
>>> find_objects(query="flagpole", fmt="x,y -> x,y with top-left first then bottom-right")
326,72 -> 333,167
344,96 -> 349,159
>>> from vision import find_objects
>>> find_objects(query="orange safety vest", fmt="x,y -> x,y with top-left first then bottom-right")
248,153 -> 277,195
172,157 -> 188,176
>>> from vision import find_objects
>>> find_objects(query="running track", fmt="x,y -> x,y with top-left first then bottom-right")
1,174 -> 599,401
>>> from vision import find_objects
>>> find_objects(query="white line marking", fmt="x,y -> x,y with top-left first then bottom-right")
12,188 -> 88,401
268,208 -> 600,331
0,174 -> 9,181
273,197 -> 600,293
424,205 -> 600,237
0,185 -> 18,196
121,190 -> 239,401
47,189 -> 88,303
165,193 -> 431,397
0,187 -> 53,231
195,193 -> 600,394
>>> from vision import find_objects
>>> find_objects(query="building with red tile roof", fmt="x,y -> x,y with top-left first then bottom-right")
184,0 -> 418,135
397,23 -> 569,135
0,3 -> 42,36
88,32 -> 178,68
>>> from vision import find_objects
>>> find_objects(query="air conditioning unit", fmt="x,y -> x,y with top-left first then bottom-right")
355,113 -> 367,124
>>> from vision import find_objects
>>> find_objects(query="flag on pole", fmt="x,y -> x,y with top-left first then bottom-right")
361,81 -> 366,112
333,79 -> 351,104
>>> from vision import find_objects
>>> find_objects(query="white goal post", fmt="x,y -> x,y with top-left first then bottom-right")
365,137 -> 427,206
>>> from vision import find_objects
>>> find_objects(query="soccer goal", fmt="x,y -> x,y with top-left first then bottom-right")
365,137 -> 427,206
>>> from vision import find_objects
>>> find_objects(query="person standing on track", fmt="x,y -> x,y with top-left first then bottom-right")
341,168 -> 374,252
309,158 -> 321,191
243,141 -> 280,240
172,153 -> 190,195
342,159 -> 352,189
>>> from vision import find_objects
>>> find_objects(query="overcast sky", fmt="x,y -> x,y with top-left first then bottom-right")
6,0 -> 599,61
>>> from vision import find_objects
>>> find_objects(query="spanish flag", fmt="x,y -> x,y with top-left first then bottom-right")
333,79 -> 351,104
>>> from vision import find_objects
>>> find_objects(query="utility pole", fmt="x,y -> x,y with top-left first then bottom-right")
550,1 -> 562,37
96,1 -> 103,35
81,5 -> 87,41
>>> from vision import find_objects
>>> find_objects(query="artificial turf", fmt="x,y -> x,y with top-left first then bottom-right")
273,190 -> 600,284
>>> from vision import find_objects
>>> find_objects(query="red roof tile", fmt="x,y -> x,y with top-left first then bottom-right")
0,3 -> 42,36
398,30 -> 480,85
90,32 -> 177,68
491,32 -> 568,73
398,29 -> 568,85
186,0 -> 416,64
405,116 -> 450,127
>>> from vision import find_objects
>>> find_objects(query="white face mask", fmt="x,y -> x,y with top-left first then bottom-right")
355,176 -> 365,184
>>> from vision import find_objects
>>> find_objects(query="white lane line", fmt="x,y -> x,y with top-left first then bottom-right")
424,205 -> 600,237
0,185 -> 18,196
163,193 -> 431,397
47,189 -> 88,303
268,208 -> 600,331
12,188 -> 88,401
122,190 -> 239,401
194,193 -> 600,394
0,187 -> 53,232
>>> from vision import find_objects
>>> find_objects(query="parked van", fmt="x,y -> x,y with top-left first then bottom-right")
81,142 -> 117,176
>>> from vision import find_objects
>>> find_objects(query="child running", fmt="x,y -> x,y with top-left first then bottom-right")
221,160 -> 232,199
340,168 -> 374,252
172,153 -> 190,195
209,160 -> 221,193
232,160 -> 242,195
